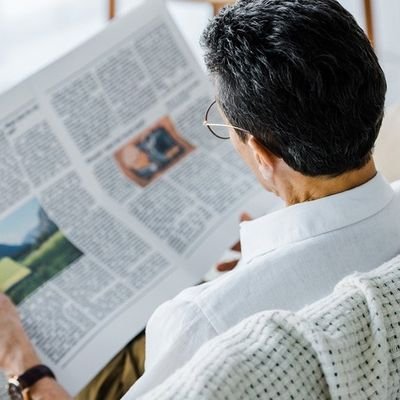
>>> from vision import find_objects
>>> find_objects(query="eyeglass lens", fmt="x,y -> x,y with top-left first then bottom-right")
206,101 -> 231,139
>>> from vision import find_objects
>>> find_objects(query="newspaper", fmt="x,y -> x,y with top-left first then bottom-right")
0,0 -> 281,395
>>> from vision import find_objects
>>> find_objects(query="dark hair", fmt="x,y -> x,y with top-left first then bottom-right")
201,0 -> 387,176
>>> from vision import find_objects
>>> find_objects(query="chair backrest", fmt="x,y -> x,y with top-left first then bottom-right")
138,254 -> 400,399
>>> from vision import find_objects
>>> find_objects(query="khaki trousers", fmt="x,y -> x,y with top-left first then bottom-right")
75,332 -> 145,400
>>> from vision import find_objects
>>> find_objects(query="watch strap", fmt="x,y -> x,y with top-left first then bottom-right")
18,365 -> 56,390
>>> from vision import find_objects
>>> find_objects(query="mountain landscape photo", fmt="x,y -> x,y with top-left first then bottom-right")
0,197 -> 83,304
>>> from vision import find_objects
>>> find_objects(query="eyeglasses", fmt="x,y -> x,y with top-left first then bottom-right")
203,100 -> 249,140
203,100 -> 283,158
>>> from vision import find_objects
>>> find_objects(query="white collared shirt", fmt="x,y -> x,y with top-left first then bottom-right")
124,173 -> 400,399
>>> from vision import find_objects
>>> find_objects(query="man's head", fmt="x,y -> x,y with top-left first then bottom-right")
120,145 -> 150,171
202,0 -> 386,194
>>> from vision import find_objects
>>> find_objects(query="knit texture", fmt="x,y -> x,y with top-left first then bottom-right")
137,255 -> 400,399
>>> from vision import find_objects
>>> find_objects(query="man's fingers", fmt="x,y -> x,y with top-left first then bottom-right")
240,212 -> 252,222
230,240 -> 241,252
216,260 -> 239,272
0,293 -> 15,312
220,213 -> 252,271
229,214 -> 252,252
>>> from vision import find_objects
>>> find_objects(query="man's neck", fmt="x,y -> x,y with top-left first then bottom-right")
281,159 -> 377,206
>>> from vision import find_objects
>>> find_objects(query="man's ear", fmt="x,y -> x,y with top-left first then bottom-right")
248,136 -> 276,179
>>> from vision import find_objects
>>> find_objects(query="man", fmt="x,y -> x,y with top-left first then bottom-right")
1,0 -> 400,398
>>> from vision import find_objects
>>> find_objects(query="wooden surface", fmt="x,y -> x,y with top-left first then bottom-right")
107,0 -> 233,17
364,0 -> 374,47
206,0 -> 233,15
107,1 -> 374,44
109,0 -> 116,20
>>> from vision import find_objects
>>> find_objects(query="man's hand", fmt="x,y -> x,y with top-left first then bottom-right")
0,294 -> 73,400
216,213 -> 252,272
0,293 -> 40,376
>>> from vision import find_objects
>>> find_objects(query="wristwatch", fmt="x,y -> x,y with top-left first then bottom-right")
7,365 -> 56,400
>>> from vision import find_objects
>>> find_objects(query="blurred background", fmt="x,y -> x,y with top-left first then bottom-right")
0,0 -> 399,106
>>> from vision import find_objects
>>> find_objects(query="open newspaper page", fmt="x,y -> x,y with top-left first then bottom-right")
0,0 -> 282,395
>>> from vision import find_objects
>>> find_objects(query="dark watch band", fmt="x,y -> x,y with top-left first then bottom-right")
18,365 -> 56,390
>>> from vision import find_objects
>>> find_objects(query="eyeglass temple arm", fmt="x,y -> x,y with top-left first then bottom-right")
203,121 -> 249,133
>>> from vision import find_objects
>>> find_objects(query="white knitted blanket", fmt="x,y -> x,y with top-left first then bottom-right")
137,255 -> 400,399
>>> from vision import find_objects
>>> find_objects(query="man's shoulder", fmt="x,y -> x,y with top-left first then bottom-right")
188,263 -> 279,332
161,268 -> 261,330
164,179 -> 400,334
391,179 -> 400,194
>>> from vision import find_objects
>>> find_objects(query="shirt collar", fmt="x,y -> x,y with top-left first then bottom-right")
240,173 -> 395,264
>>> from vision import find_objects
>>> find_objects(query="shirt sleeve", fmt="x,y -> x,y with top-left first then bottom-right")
122,294 -> 218,399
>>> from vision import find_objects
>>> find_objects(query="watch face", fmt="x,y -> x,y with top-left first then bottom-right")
7,381 -> 23,400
